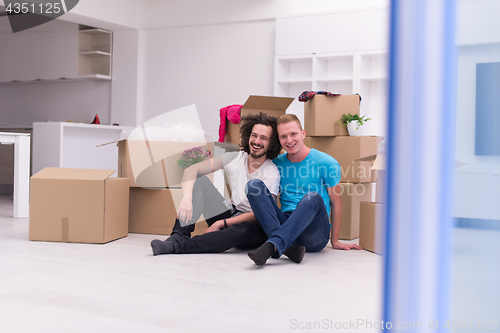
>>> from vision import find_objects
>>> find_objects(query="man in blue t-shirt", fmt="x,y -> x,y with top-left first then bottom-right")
246,114 -> 362,265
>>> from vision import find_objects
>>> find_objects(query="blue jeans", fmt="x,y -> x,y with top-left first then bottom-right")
245,179 -> 330,256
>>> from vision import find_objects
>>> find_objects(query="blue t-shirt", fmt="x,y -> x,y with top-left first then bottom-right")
273,149 -> 341,216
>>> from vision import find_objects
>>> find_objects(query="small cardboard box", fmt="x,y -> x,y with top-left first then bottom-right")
304,94 -> 360,136
355,154 -> 386,203
359,201 -> 384,254
224,95 -> 294,144
129,187 -> 207,236
110,140 -> 214,188
29,168 -> 129,244
336,183 -> 373,240
303,136 -> 383,183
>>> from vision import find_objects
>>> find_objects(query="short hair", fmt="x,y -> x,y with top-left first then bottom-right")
239,112 -> 281,160
277,113 -> 303,131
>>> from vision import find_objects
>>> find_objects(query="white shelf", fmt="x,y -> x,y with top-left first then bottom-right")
276,78 -> 313,84
76,74 -> 112,80
79,51 -> 111,57
360,76 -> 387,81
78,25 -> 112,78
316,76 -> 354,83
33,122 -> 132,130
79,29 -> 112,35
274,51 -> 388,137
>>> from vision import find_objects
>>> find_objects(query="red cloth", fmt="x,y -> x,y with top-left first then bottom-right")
218,104 -> 242,142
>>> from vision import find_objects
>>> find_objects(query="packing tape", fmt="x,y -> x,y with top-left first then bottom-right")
61,217 -> 69,242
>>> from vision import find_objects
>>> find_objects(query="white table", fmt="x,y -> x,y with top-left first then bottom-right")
32,122 -> 134,176
0,132 -> 31,218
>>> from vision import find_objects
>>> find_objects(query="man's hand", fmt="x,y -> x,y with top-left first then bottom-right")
204,220 -> 224,234
177,196 -> 193,224
331,241 -> 363,251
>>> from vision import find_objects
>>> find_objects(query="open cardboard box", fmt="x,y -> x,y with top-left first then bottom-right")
304,136 -> 383,183
224,95 -> 294,145
304,94 -> 360,136
354,153 -> 386,203
29,168 -> 129,244
100,140 -> 214,188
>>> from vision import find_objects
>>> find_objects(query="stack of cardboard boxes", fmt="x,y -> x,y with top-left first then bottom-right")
122,140 -> 215,236
29,140 -> 214,243
29,95 -> 294,244
357,153 -> 385,254
302,95 -> 383,250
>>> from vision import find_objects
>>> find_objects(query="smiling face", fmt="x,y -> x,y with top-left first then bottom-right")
277,120 -> 306,157
248,124 -> 272,159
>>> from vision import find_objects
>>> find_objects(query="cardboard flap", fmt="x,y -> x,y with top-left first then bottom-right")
353,154 -> 386,171
242,95 -> 294,111
353,155 -> 378,163
371,155 -> 386,171
97,139 -> 125,148
32,167 -> 115,180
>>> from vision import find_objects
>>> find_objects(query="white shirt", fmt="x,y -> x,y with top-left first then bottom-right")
222,151 -> 280,213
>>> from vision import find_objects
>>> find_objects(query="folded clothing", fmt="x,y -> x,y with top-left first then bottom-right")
298,91 -> 341,102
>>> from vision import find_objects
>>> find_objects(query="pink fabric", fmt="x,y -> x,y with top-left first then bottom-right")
218,104 -> 242,142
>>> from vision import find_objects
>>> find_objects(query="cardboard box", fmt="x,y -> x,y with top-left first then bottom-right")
354,154 -> 386,203
29,168 -> 129,244
304,94 -> 360,136
129,187 -> 208,236
110,140 -> 214,188
336,183 -> 373,240
224,95 -> 294,144
303,136 -> 383,183
359,201 -> 384,254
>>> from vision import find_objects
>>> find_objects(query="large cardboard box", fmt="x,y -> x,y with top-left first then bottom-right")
304,94 -> 360,136
129,187 -> 208,236
29,168 -> 129,244
224,95 -> 294,144
112,140 -> 214,188
303,136 -> 383,183
359,201 -> 384,254
336,183 -> 373,240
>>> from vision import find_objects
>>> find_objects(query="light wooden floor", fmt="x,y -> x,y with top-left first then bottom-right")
0,195 -> 383,333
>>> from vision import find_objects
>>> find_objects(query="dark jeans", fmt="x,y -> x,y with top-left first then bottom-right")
245,179 -> 330,256
170,176 -> 267,254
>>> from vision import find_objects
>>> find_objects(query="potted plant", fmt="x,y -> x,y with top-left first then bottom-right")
338,113 -> 372,136
177,146 -> 211,169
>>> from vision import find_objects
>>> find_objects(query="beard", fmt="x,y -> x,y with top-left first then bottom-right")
250,150 -> 267,159
249,143 -> 268,159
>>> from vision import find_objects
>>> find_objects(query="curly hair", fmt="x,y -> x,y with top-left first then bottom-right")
239,112 -> 281,160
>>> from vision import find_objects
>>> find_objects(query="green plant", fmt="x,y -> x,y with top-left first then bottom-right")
177,146 -> 211,169
337,113 -> 372,130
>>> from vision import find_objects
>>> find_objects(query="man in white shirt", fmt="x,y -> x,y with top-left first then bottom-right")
151,113 -> 281,255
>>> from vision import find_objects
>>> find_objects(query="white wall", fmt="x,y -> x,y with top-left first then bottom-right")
139,0 -> 389,29
452,0 -> 500,220
140,20 -> 276,139
110,29 -> 141,127
0,80 -> 112,126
